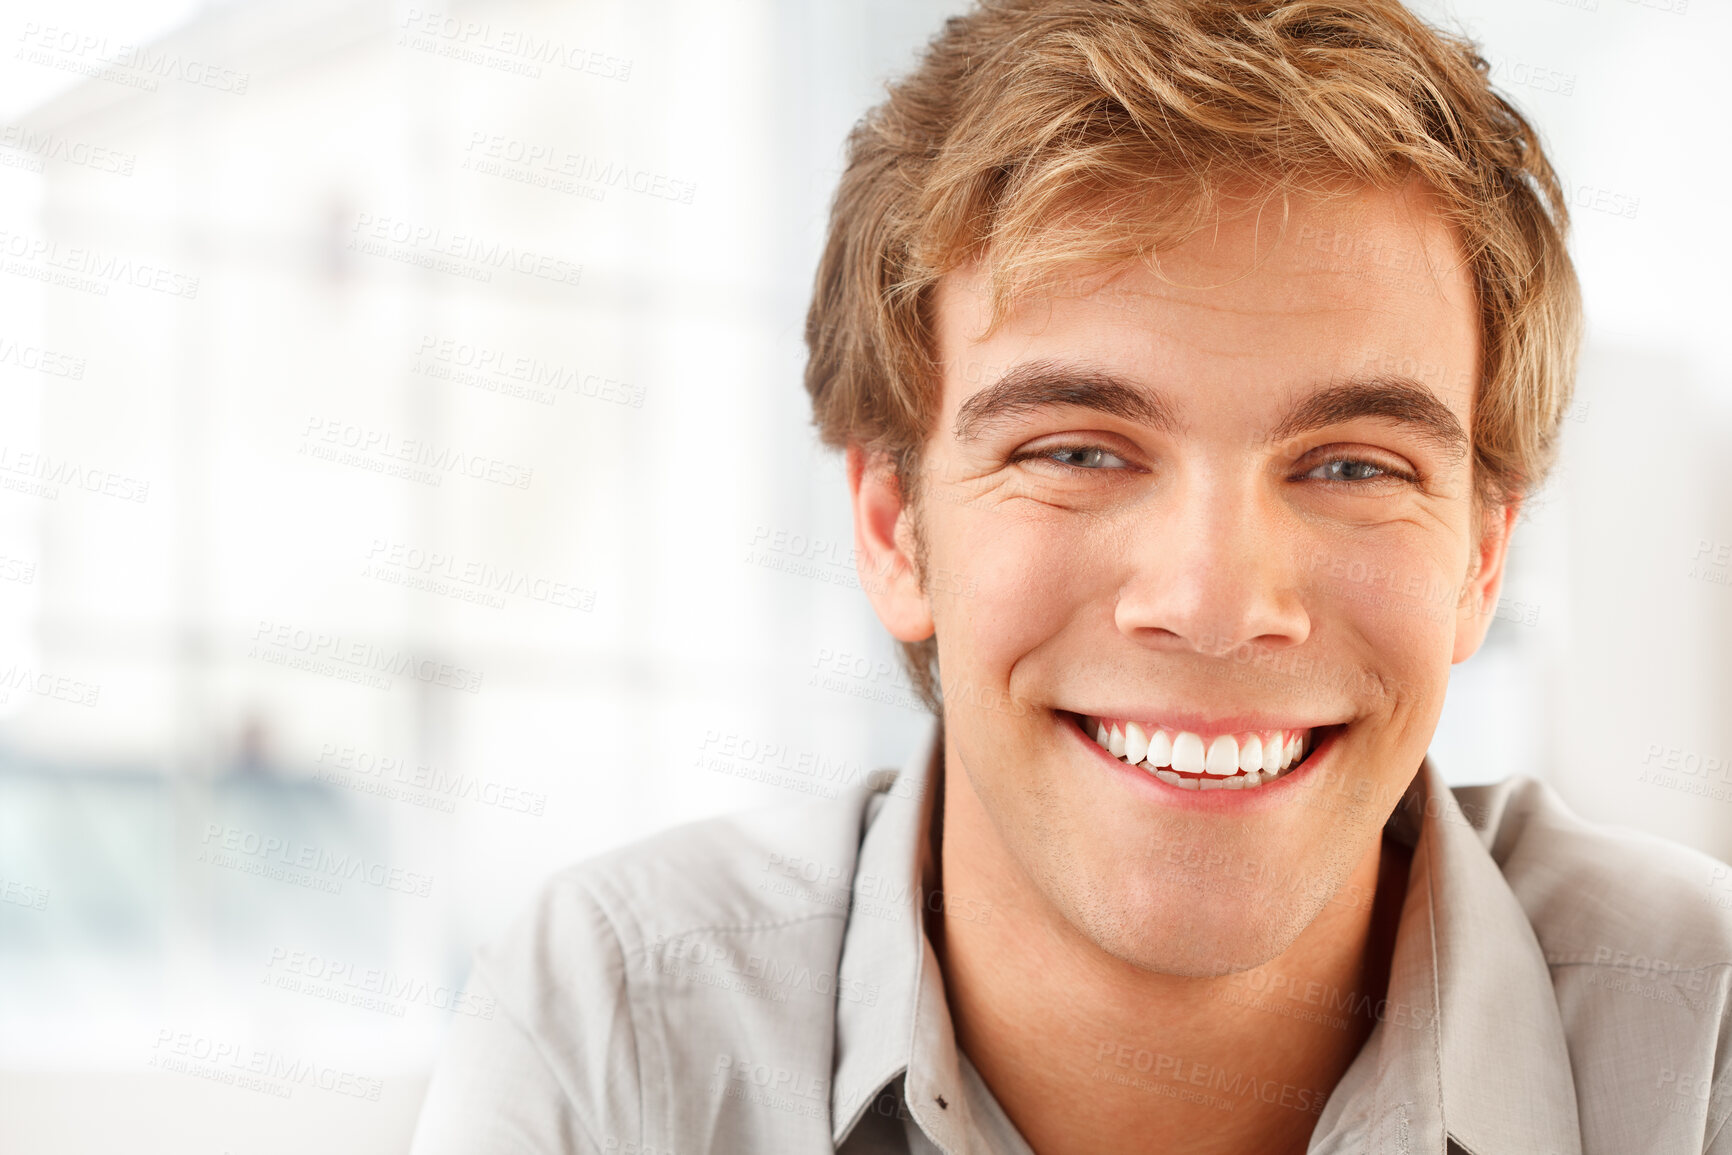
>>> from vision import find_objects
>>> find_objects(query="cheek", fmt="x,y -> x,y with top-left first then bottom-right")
1303,539 -> 1459,706
928,504 -> 1115,678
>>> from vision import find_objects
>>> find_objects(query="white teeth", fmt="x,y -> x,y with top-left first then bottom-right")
1144,729 -> 1173,769
1085,716 -> 1318,791
1172,731 -> 1206,775
1123,722 -> 1150,766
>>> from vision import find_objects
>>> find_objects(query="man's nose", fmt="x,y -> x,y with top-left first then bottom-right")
1111,475 -> 1311,655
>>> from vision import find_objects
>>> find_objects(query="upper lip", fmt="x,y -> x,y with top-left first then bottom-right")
1068,708 -> 1346,734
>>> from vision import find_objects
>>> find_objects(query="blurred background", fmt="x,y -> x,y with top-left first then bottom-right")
0,0 -> 1726,1150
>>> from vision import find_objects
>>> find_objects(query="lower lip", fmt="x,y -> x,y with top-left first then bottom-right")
1063,712 -> 1340,811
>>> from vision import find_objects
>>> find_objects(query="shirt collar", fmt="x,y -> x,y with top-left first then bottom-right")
830,727 -> 1584,1155
830,717 -> 943,1146
831,717 -> 1011,1152
1323,753 -> 1583,1155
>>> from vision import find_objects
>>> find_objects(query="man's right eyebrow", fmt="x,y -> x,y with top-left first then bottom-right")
951,360 -> 1184,442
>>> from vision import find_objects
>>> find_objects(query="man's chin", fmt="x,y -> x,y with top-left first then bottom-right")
1048,871 -> 1332,979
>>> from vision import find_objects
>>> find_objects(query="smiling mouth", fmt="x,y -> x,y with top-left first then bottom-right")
1071,712 -> 1341,791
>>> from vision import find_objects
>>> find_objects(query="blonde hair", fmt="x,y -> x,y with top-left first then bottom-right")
804,0 -> 1581,712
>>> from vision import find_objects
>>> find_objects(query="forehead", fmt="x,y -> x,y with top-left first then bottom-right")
932,183 -> 1480,423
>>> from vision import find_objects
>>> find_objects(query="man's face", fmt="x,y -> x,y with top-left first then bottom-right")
853,182 -> 1514,974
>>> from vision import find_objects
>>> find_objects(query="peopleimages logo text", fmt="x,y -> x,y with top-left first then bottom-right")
250,619 -> 484,694
0,228 -> 199,298
348,214 -> 583,286
200,823 -> 435,897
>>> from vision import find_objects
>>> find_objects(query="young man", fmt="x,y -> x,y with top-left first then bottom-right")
413,2 -> 1732,1152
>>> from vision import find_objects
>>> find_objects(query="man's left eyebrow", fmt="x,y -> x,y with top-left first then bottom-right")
1265,377 -> 1469,459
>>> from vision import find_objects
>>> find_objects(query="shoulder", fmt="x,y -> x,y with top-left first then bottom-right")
519,781 -> 882,956
1448,777 -> 1732,1149
1451,776 -> 1732,967
478,782 -> 884,1016
413,785 -> 887,1153
1452,775 -> 1732,968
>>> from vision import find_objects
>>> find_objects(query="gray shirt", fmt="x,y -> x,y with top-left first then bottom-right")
410,720 -> 1732,1153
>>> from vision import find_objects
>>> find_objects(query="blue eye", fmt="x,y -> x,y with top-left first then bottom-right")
1307,458 -> 1396,483
1043,446 -> 1129,470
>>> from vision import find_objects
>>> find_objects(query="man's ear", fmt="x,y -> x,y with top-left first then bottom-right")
847,444 -> 936,643
1453,497 -> 1521,664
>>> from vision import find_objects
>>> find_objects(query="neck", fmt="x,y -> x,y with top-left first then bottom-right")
930,746 -> 1410,1155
